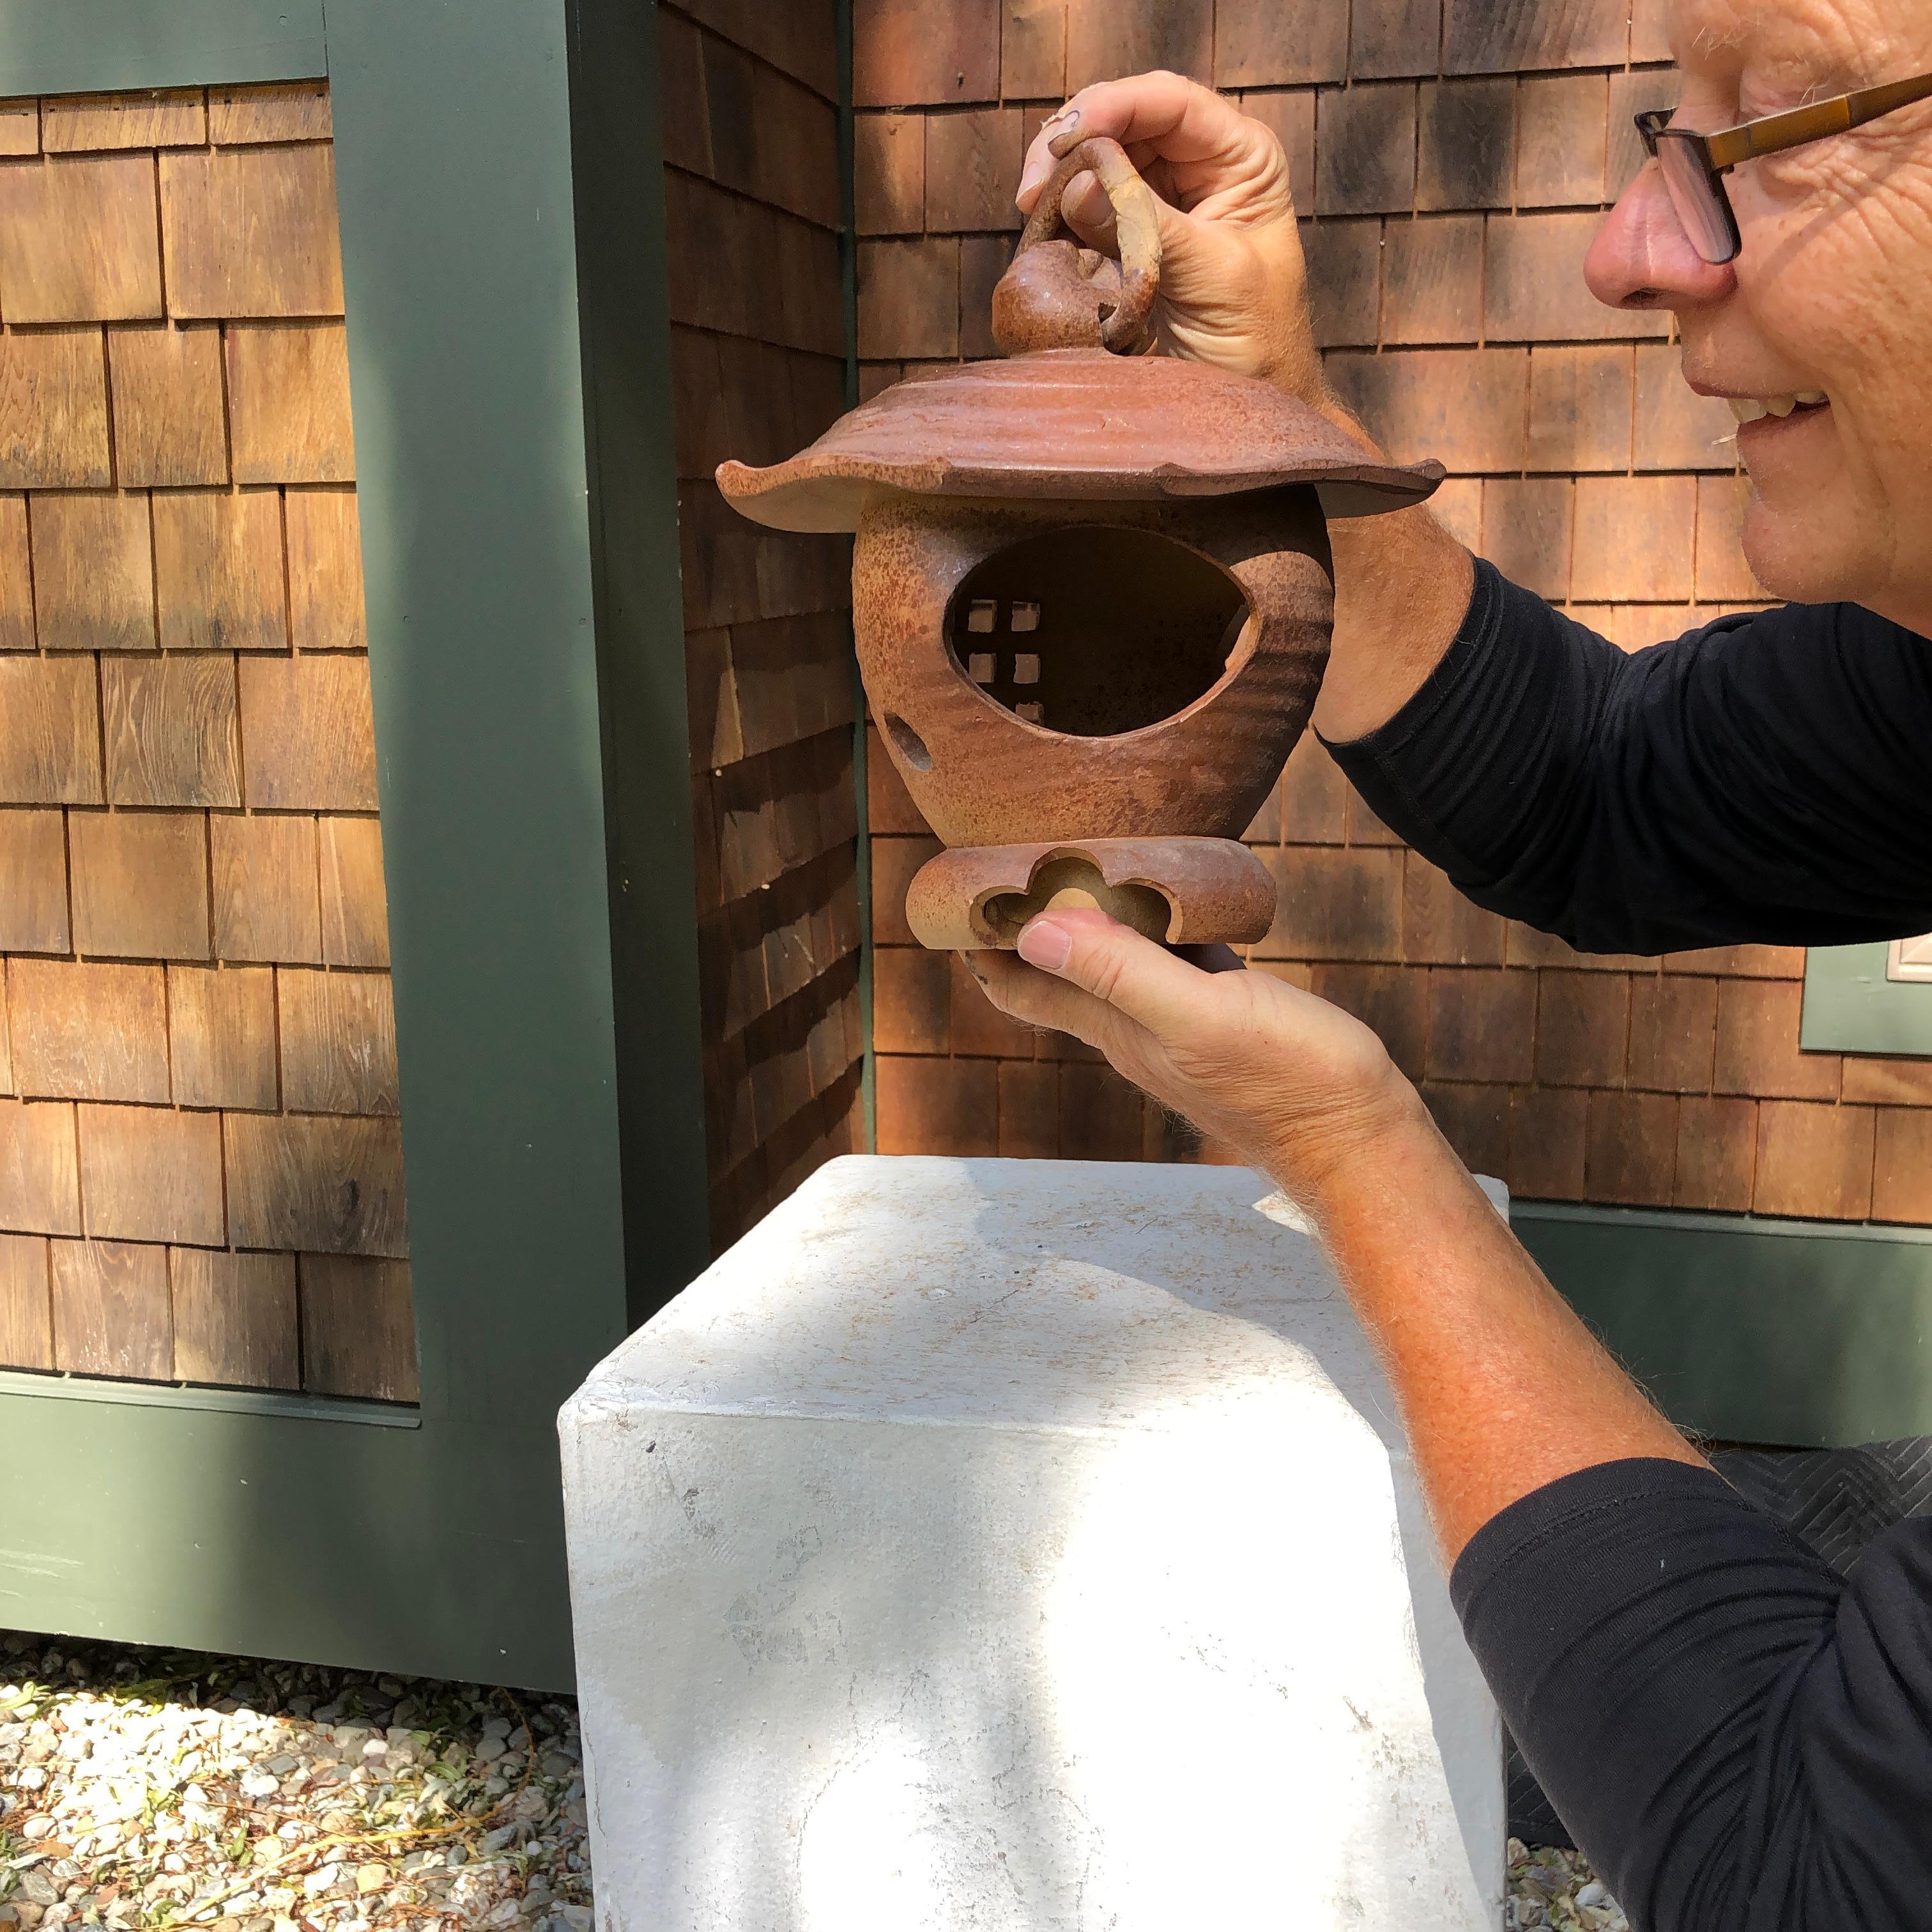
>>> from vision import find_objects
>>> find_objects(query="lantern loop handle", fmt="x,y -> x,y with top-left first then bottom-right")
997,135 -> 1162,355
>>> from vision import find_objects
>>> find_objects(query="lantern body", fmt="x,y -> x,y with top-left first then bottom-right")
854,489 -> 1333,847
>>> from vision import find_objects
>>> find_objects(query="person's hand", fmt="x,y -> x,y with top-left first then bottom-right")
1016,71 -> 1326,400
968,907 -> 1429,1202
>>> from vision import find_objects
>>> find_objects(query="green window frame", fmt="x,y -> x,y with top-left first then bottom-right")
0,0 -> 709,1689
1802,942 -> 1932,1056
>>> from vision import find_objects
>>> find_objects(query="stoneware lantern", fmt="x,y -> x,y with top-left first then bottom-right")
718,139 -> 1443,950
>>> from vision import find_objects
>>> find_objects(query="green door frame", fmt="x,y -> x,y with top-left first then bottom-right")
0,0 -> 709,1690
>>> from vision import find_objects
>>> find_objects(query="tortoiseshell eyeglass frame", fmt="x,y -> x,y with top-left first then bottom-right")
1635,70 -> 1932,264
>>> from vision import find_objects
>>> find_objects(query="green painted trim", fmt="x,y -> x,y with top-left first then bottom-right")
1801,940 -> 1932,1055
0,1370 -> 418,1429
1522,1201 -> 1932,1247
852,652 -> 877,1154
837,0 -> 858,415
0,0 -> 326,95
0,1 -> 700,1693
836,0 -> 876,1153
1514,1202 -> 1932,1447
836,0 -> 858,412
0,1407 -> 569,1681
563,0 -> 712,1322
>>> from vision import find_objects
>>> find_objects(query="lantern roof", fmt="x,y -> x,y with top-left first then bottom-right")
716,348 -> 1445,535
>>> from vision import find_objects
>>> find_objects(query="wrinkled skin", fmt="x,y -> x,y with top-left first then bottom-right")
1018,75 -> 1321,395
969,919 -> 1414,1204
975,0 -> 1932,1604
1000,0 -> 1932,1199
1585,0 -> 1932,629
970,0 -> 1932,1563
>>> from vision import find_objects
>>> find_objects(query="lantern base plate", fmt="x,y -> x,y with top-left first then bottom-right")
905,837 -> 1276,951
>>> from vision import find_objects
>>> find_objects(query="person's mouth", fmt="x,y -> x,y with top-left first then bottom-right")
1727,390 -> 1830,427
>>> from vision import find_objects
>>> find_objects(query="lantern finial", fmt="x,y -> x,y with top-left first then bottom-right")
990,137 -> 1163,356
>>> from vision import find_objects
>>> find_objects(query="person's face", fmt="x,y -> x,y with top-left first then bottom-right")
1585,0 -> 1932,627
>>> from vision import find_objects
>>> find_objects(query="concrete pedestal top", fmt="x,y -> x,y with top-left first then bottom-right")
560,1154 -> 1505,1930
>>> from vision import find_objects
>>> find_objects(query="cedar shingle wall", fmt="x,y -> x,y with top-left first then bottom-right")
854,0 -> 1932,1225
0,82 -> 417,1399
659,3 -> 868,1252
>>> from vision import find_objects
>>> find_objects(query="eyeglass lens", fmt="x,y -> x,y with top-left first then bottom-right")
1655,135 -> 1737,263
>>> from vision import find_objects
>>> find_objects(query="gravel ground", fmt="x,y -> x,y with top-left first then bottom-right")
1509,1837 -> 1629,1930
0,1631 -> 588,1931
1,1625 -> 1619,1931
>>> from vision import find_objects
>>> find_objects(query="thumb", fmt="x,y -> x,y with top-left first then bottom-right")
1016,907 -> 1225,1035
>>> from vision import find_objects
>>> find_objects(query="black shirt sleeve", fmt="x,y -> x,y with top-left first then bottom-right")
1452,1459 -> 1932,1932
1324,563 -> 1932,954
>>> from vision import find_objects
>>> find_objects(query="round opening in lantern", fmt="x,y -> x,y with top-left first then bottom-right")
944,526 -> 1252,738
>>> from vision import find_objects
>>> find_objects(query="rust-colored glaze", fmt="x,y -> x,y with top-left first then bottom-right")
717,349 -> 1441,535
712,142 -> 1445,950
906,838 -> 1276,949
857,489 -> 1331,851
991,137 -> 1162,356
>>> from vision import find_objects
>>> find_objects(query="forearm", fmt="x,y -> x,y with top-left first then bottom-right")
1288,1096 -> 1706,1562
1275,394 -> 1708,1552
1303,385 -> 1476,744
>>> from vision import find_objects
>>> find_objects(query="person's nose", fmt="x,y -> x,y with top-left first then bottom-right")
1584,160 -> 1736,313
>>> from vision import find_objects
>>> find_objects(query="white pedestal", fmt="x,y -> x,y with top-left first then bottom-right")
560,1155 -> 1504,1931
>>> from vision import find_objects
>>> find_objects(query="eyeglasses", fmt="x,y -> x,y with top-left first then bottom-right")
1636,70 -> 1932,264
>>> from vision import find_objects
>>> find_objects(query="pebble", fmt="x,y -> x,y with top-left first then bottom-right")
1508,1839 -> 1629,1932
2,1632 -> 1629,1932
0,1630 -> 593,1930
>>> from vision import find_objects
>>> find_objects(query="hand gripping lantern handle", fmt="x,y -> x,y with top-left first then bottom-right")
992,135 -> 1163,356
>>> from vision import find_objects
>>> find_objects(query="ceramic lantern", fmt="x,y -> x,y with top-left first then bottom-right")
717,138 -> 1443,949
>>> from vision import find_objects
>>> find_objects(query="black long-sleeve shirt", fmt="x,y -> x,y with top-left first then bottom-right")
1326,565 -> 1932,1931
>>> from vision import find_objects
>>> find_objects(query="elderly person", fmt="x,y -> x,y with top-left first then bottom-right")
979,5 -> 1932,1928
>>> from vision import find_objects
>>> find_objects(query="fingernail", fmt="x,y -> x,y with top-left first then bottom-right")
1020,109 -> 1080,197
963,956 -> 988,984
1016,917 -> 1072,973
